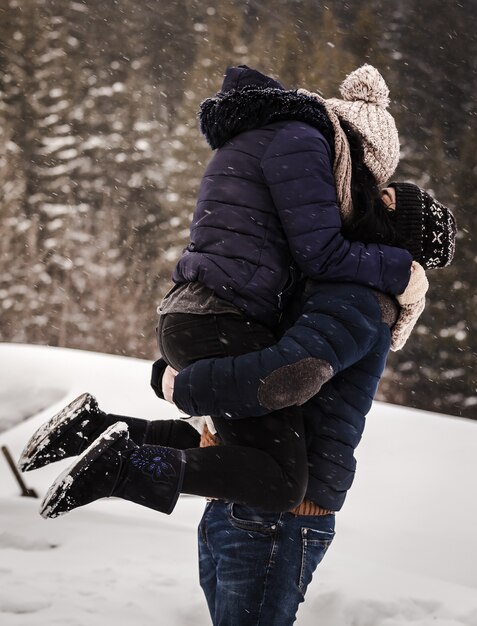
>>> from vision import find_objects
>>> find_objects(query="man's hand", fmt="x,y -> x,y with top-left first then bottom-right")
162,365 -> 178,403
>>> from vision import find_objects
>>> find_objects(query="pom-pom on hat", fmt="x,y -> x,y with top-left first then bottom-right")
389,182 -> 457,269
326,64 -> 400,185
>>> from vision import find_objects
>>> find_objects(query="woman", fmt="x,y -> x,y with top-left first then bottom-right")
22,64 -> 422,513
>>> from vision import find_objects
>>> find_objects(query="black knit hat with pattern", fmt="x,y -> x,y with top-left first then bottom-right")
389,182 -> 457,269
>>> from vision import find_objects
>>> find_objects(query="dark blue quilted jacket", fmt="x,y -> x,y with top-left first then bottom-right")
173,66 -> 412,327
172,282 -> 398,512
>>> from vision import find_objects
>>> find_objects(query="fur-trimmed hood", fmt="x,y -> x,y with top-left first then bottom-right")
199,66 -> 335,151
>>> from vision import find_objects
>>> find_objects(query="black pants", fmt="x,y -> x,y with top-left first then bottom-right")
155,312 -> 308,512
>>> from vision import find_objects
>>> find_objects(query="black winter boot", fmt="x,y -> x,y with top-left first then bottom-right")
19,393 -> 108,472
19,393 -> 151,472
40,423 -> 186,519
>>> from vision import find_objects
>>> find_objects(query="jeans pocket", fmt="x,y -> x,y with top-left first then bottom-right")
298,525 -> 335,596
227,503 -> 281,535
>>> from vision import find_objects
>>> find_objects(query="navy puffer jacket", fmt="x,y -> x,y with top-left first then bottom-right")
173,66 -> 412,327
171,282 -> 398,512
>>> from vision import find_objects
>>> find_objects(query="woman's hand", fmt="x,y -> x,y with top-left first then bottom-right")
396,261 -> 428,306
162,365 -> 178,403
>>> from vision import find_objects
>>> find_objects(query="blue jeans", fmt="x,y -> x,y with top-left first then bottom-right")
198,500 -> 335,626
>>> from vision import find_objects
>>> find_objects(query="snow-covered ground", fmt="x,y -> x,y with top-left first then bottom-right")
1,343 -> 476,626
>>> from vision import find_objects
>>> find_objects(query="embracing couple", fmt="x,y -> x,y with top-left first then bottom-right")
20,64 -> 456,625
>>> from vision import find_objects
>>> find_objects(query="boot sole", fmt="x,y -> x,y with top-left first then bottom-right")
18,392 -> 98,472
39,421 -> 128,519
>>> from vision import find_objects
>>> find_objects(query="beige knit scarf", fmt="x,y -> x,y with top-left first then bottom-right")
298,88 -> 353,222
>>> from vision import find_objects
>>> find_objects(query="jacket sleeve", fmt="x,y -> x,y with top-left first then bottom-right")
261,123 -> 412,295
172,286 -> 391,419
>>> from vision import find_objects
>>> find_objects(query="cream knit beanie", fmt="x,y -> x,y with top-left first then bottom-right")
326,64 -> 400,185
